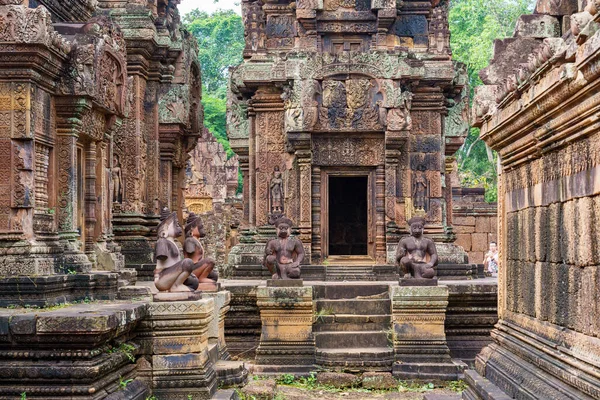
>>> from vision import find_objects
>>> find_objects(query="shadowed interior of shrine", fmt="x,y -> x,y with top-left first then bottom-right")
329,176 -> 368,256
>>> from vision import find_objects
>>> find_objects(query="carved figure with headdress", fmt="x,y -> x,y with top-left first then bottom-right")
153,208 -> 217,292
263,216 -> 305,280
395,216 -> 438,281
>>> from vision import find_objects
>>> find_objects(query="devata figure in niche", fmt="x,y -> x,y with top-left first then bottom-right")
269,166 -> 284,214
263,217 -> 305,280
112,154 -> 122,203
396,216 -> 438,282
154,208 -> 217,292
412,170 -> 428,211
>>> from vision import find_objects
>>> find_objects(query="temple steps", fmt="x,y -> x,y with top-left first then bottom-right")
325,265 -> 377,281
313,314 -> 392,332
315,348 -> 395,371
315,331 -> 390,348
209,341 -> 248,387
313,283 -> 394,372
316,298 -> 390,315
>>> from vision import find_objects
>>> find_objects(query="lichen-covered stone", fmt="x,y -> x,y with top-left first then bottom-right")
316,372 -> 360,388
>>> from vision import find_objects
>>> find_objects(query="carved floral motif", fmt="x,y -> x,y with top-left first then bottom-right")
312,137 -> 384,166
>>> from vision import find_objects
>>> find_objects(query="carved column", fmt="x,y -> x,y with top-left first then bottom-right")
385,149 -> 400,223
55,98 -> 92,272
375,164 -> 386,262
248,110 -> 256,226
311,165 -> 321,263
158,126 -> 179,210
96,141 -> 109,241
297,148 -> 312,258
238,152 -> 250,225
145,80 -> 160,215
84,140 -> 97,264
250,87 -> 284,227
444,156 -> 454,227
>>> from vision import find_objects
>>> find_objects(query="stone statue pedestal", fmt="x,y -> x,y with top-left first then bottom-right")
138,299 -> 218,399
267,279 -> 303,287
399,277 -> 438,286
202,290 -> 231,359
197,282 -> 221,292
152,291 -> 202,302
391,285 -> 465,380
254,285 -> 315,374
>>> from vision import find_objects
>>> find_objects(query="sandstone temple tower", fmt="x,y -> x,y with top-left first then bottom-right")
228,0 -> 470,266
0,0 -> 202,298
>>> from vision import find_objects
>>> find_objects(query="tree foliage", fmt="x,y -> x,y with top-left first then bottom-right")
183,9 -> 244,95
183,8 -> 245,160
449,0 -> 535,202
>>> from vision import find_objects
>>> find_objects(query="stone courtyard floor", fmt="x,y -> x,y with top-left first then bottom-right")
273,386 -> 460,399
237,374 -> 464,400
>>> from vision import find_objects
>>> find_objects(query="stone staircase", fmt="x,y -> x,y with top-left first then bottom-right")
325,265 -> 377,281
313,284 -> 394,371
208,340 -> 248,388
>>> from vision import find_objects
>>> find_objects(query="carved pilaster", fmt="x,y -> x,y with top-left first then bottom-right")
55,97 -> 92,272
311,165 -> 321,263
84,140 -> 97,264
375,165 -> 386,262
444,156 -> 454,227
297,149 -> 312,255
255,284 -> 315,373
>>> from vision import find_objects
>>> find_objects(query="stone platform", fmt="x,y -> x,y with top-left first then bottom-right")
230,263 -> 481,281
223,278 -> 498,373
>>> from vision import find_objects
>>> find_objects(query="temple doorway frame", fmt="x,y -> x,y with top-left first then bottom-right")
320,167 -> 376,263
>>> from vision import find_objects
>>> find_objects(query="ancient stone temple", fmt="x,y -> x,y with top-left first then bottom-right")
185,127 -> 240,214
184,128 -> 243,276
0,0 -> 201,297
223,0 -> 499,375
466,1 -> 600,398
228,0 -> 471,267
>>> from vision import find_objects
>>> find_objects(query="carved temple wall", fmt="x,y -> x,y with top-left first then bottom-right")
0,0 -> 201,297
466,1 -> 600,398
229,0 -> 470,265
452,188 -> 497,264
182,127 -> 242,279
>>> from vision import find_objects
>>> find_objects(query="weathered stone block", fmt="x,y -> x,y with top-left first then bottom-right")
411,135 -> 442,153
203,290 -> 232,358
475,216 -> 490,233
472,233 -> 488,252
255,285 -> 315,373
391,285 -> 463,380
479,38 -> 542,85
392,15 -> 429,45
470,251 -> 484,264
139,299 -> 218,398
575,197 -> 596,266
534,0 -> 578,15
547,202 -> 562,263
455,233 -> 472,251
361,372 -> 398,389
316,372 -> 360,388
454,216 -> 476,226
514,14 -> 561,38
454,224 -> 475,234
241,379 -> 276,400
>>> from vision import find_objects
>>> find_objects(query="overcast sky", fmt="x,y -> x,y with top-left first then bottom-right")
179,0 -> 242,17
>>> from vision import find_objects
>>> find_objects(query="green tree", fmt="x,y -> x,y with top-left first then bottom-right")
449,0 -> 535,202
184,9 -> 244,95
183,7 -> 245,161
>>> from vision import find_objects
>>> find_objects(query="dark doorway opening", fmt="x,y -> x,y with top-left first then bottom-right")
329,176 -> 368,255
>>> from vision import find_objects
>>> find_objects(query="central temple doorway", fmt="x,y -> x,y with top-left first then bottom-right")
328,176 -> 368,256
